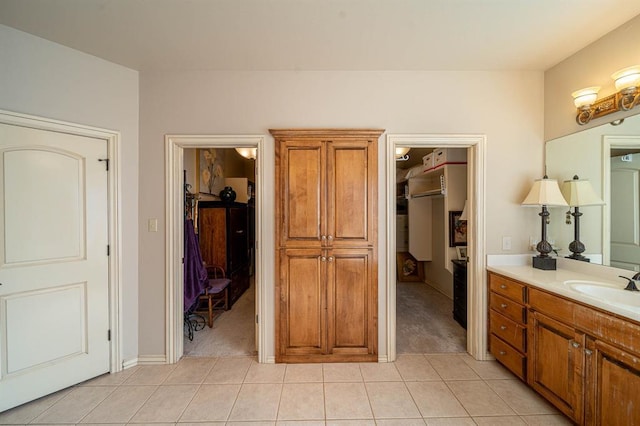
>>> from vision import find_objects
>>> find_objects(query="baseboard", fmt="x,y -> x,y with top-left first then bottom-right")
136,355 -> 168,365
378,355 -> 389,363
122,358 -> 138,369
265,356 -> 276,364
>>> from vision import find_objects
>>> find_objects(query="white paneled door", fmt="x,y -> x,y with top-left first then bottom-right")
0,123 -> 110,411
611,154 -> 640,271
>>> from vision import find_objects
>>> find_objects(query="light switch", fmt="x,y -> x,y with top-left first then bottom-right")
148,218 -> 158,232
502,236 -> 512,251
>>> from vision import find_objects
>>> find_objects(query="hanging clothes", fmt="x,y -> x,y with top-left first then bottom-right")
184,218 -> 208,312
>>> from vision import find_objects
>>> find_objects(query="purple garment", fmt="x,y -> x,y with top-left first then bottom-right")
184,218 -> 208,311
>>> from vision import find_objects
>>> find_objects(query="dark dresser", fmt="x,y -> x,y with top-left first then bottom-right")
451,259 -> 467,329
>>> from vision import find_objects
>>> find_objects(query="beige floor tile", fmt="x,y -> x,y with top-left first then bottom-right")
129,384 -> 199,423
324,382 -> 373,420
277,383 -> 325,421
323,363 -> 363,382
226,422 -> 275,426
486,379 -> 558,415
80,385 -> 157,423
521,414 -> 573,425
80,367 -> 139,386
394,355 -> 441,381
228,383 -> 282,421
0,388 -> 73,425
460,355 -> 515,380
365,382 -> 420,419
164,357 -> 217,384
203,357 -> 252,384
425,354 -> 480,381
405,381 -> 467,418
284,363 -> 323,383
179,384 -> 240,422
123,365 -> 177,385
276,421 -> 325,426
325,421 -> 375,426
446,380 -> 514,417
376,419 -> 426,425
424,418 -> 476,426
31,386 -> 115,424
473,416 -> 526,425
359,362 -> 402,382
178,422 -> 225,426
244,360 -> 287,383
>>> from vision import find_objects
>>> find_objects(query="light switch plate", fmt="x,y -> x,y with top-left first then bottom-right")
148,218 -> 158,232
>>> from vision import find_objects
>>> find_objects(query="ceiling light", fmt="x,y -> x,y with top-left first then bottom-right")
395,147 -> 410,161
235,147 -> 257,160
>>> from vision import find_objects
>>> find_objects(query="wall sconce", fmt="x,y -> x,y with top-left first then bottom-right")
235,147 -> 257,160
572,65 -> 640,125
395,147 -> 410,161
560,175 -> 604,262
522,176 -> 568,270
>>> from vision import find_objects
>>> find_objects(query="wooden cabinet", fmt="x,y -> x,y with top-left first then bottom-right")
198,201 -> 250,307
452,259 -> 467,329
488,273 -> 527,380
272,129 -> 383,363
488,271 -> 640,424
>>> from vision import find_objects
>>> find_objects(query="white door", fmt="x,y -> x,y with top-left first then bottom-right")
0,122 -> 110,411
610,154 -> 640,271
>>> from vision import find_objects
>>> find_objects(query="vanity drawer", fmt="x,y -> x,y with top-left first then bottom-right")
490,333 -> 526,380
490,310 -> 526,352
490,273 -> 526,303
490,292 -> 527,324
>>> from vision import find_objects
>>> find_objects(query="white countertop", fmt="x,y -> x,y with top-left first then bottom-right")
487,256 -> 640,322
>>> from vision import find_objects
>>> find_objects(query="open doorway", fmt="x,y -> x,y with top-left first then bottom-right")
182,147 -> 257,356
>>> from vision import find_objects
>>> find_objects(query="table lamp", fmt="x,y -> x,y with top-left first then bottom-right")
522,176 -> 568,270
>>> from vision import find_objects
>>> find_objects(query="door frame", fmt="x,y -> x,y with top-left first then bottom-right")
385,134 -> 487,361
0,109 -> 123,373
165,135 -> 267,363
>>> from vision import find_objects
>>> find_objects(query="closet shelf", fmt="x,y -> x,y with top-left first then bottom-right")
410,189 -> 446,198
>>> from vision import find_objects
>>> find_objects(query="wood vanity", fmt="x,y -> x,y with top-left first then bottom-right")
488,271 -> 640,424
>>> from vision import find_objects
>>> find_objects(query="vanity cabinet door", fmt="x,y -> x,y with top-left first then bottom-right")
528,310 -> 585,423
584,338 -> 640,425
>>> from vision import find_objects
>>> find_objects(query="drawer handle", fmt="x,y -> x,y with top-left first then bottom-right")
500,325 -> 507,331
500,284 -> 507,289
585,349 -> 593,356
499,351 -> 506,356
500,303 -> 508,308
571,341 -> 580,349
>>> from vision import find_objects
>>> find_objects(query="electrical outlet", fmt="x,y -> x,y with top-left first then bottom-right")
502,236 -> 512,251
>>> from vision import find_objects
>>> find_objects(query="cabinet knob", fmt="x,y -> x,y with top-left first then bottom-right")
500,303 -> 508,309
327,235 -> 333,241
584,349 -> 593,356
571,341 -> 580,349
500,325 -> 507,331
321,235 -> 327,241
499,351 -> 506,356
328,256 -> 334,262
500,284 -> 507,289
321,256 -> 327,262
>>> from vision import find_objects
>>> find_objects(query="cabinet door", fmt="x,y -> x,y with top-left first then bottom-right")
326,139 -> 377,248
585,338 -> 640,425
276,140 -> 325,248
327,248 -> 377,359
277,248 -> 326,361
528,310 -> 585,423
227,207 -> 248,272
198,207 -> 227,267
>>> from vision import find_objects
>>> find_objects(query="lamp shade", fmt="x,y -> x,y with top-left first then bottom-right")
235,147 -> 257,160
560,176 -> 604,207
612,65 -> 640,92
572,87 -> 600,109
522,178 -> 568,207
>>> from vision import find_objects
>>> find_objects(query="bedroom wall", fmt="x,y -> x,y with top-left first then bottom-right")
0,25 -> 140,362
138,69 -> 544,359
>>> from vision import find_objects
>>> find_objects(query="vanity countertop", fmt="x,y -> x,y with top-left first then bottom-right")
487,260 -> 640,323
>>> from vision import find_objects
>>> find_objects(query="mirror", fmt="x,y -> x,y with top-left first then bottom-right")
546,113 -> 640,271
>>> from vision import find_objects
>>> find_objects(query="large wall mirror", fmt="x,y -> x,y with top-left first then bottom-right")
546,113 -> 640,271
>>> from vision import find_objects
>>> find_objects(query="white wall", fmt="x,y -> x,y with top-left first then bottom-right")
0,25 -> 140,363
139,70 -> 544,358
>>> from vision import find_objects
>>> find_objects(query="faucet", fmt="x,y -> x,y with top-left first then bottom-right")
619,275 -> 640,291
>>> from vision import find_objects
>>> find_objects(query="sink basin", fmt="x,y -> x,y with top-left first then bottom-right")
564,280 -> 640,312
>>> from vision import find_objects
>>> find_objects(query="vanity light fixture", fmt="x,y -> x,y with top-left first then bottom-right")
572,65 -> 640,125
235,147 -> 257,160
522,176 -> 568,270
395,147 -> 410,161
560,175 -> 604,262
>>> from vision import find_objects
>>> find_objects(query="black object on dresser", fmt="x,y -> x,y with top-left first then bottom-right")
451,259 -> 467,329
198,201 -> 251,308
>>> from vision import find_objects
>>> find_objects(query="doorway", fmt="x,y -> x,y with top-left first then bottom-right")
385,134 -> 488,362
165,135 -> 268,363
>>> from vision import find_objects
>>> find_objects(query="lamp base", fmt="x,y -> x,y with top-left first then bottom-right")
566,253 -> 590,262
533,256 -> 556,270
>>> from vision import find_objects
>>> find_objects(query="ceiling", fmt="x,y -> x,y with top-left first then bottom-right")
1,1 -> 640,72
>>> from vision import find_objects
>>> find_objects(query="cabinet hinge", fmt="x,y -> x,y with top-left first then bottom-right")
98,158 -> 110,171
107,245 -> 110,256
108,330 -> 111,341
256,314 -> 259,323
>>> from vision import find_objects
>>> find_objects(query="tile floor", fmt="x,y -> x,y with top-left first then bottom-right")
0,353 -> 572,426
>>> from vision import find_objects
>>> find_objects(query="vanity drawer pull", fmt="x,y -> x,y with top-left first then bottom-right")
500,284 -> 507,289
500,325 -> 507,330
500,303 -> 508,308
499,351 -> 506,356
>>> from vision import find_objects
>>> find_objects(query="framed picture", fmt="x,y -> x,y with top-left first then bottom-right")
456,246 -> 468,261
196,148 -> 226,196
448,210 -> 467,247
396,252 -> 424,282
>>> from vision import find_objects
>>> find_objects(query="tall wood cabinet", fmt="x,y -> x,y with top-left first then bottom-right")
198,201 -> 250,307
272,129 -> 383,363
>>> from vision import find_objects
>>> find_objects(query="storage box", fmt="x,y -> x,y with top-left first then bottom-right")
433,148 -> 467,168
422,152 -> 435,170
223,177 -> 251,203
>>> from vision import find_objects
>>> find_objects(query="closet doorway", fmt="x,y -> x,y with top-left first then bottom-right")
165,135 -> 268,364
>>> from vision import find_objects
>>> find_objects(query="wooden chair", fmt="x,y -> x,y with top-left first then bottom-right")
194,264 -> 231,327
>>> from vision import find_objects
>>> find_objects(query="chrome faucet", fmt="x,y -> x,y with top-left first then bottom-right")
619,275 -> 640,291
